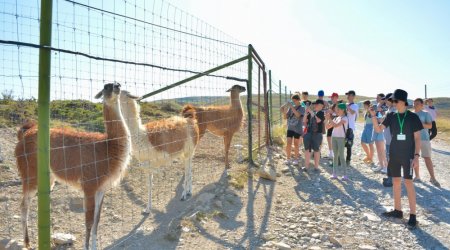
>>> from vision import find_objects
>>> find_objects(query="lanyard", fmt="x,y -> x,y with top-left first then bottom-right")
396,110 -> 408,134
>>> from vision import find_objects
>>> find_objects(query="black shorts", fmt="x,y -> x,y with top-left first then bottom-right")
303,133 -> 323,152
287,130 -> 301,139
326,127 -> 333,137
387,156 -> 413,179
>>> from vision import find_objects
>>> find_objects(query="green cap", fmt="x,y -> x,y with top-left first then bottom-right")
337,103 -> 347,110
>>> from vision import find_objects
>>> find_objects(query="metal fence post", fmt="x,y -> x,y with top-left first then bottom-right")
247,45 -> 253,165
285,86 -> 287,104
268,70 -> 273,132
37,0 -> 53,249
279,80 -> 282,125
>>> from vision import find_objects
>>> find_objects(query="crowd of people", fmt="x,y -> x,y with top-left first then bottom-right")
280,88 -> 441,228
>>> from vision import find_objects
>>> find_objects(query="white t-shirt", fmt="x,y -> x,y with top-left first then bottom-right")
424,106 -> 437,121
347,103 -> 359,130
331,116 -> 348,138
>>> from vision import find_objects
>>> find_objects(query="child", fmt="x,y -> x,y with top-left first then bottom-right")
326,103 -> 349,180
280,93 -> 304,165
302,99 -> 325,171
361,100 -> 375,164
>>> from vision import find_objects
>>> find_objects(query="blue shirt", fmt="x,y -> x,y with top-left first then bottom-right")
415,110 -> 432,141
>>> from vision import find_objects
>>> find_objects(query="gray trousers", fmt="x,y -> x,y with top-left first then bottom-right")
332,137 -> 347,175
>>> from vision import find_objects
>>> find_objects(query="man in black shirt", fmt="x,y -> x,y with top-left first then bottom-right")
371,89 -> 423,228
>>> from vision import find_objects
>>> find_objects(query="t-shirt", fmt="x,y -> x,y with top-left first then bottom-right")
331,116 -> 348,138
382,110 -> 423,158
415,110 -> 432,141
286,105 -> 305,134
306,110 -> 325,134
424,106 -> 437,121
347,103 -> 359,130
383,107 -> 396,145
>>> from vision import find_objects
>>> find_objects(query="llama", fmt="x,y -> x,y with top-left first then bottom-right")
15,83 -> 131,250
119,90 -> 199,214
182,85 -> 246,168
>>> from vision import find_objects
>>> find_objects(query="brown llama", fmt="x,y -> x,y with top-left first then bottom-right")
182,85 -> 246,168
119,90 -> 199,214
15,83 -> 131,250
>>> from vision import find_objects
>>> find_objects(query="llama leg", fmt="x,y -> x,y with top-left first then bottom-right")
83,194 -> 95,250
21,191 -> 33,248
181,160 -> 190,201
144,172 -> 153,214
89,190 -> 105,250
187,157 -> 193,196
223,134 -> 232,169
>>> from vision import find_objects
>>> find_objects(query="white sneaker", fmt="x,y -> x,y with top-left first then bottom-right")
284,159 -> 291,165
372,166 -> 382,172
328,151 -> 334,159
381,167 -> 388,174
292,160 -> 299,166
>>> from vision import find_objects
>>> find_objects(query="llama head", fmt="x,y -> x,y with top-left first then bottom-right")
226,85 -> 246,93
95,82 -> 121,105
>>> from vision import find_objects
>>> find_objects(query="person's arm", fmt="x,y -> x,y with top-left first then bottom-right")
332,117 -> 347,128
347,104 -> 356,115
422,122 -> 432,129
303,112 -> 309,126
370,109 -> 386,133
412,131 -> 421,169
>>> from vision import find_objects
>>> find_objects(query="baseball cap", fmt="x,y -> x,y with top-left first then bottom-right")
345,90 -> 356,96
330,92 -> 339,98
318,90 -> 325,97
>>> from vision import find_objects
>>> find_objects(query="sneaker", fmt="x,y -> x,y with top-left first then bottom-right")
328,152 -> 334,159
330,173 -> 338,180
301,167 -> 309,172
292,160 -> 299,166
407,214 -> 418,229
382,209 -> 403,219
346,160 -> 351,166
372,166 -> 383,172
413,177 -> 422,183
313,168 -> 320,173
341,176 -> 350,182
430,178 -> 441,188
284,159 -> 291,165
381,167 -> 388,174
382,177 -> 393,187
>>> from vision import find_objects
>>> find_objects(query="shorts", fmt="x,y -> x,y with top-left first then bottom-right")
372,131 -> 385,142
287,130 -> 301,139
303,133 -> 323,152
421,140 -> 432,158
327,127 -> 333,137
361,125 -> 374,144
387,156 -> 413,179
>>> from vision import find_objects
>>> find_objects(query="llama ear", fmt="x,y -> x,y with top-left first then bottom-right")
226,88 -> 231,92
94,90 -> 103,99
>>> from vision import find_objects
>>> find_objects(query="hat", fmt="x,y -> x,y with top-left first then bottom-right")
318,90 -> 325,97
330,92 -> 339,98
312,99 -> 324,105
383,93 -> 393,101
345,90 -> 356,96
392,89 -> 408,105
301,91 -> 309,96
337,103 -> 347,110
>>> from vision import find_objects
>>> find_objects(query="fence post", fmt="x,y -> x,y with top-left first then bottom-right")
247,45 -> 253,165
37,0 -> 53,249
285,86 -> 287,104
279,80 -> 282,125
268,70 -> 273,132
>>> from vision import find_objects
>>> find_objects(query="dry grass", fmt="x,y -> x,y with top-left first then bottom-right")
228,167 -> 249,189
437,117 -> 450,142
272,123 -> 287,146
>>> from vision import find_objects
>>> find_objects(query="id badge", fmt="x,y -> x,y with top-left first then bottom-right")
397,134 -> 406,141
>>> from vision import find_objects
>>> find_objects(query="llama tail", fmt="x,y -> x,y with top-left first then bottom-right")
17,120 -> 37,141
181,104 -> 197,119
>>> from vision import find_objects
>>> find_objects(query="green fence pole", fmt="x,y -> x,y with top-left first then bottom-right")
279,80 -> 282,125
268,70 -> 272,136
37,0 -> 53,249
247,45 -> 253,165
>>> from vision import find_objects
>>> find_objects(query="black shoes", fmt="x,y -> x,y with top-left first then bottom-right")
407,214 -> 418,229
382,209 -> 403,219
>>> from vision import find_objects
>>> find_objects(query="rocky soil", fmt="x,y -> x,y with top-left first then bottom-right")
1,123 -> 450,250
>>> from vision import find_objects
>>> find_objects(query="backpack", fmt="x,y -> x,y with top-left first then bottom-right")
342,117 -> 354,147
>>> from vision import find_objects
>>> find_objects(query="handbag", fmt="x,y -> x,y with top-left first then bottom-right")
342,117 -> 354,147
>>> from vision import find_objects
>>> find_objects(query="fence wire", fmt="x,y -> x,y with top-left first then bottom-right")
0,0 -> 291,249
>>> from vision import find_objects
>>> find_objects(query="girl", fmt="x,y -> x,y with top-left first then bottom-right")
326,103 -> 349,180
281,94 -> 304,165
361,100 -> 375,164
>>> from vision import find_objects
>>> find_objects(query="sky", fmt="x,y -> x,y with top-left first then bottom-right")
1,0 -> 449,101
172,0 -> 450,99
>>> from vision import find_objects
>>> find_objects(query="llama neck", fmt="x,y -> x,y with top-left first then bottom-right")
230,92 -> 242,109
103,100 -> 130,140
120,98 -> 145,135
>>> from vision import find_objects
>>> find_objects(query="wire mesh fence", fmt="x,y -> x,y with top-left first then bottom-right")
0,0 -> 292,249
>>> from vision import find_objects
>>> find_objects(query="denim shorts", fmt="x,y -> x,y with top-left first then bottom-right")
372,131 -> 385,142
361,125 -> 374,144
303,133 -> 323,152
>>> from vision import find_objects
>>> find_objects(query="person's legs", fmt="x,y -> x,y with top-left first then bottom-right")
368,143 -> 374,163
313,134 -> 323,169
303,133 -> 312,170
424,157 -> 436,180
293,138 -> 300,159
393,177 -> 402,211
286,136 -> 293,160
337,138 -> 347,177
332,137 -> 339,177
361,143 -> 370,160
327,135 -> 333,157
404,179 -> 416,215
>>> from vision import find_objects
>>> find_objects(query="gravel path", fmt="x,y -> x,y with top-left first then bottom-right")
1,122 -> 450,250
